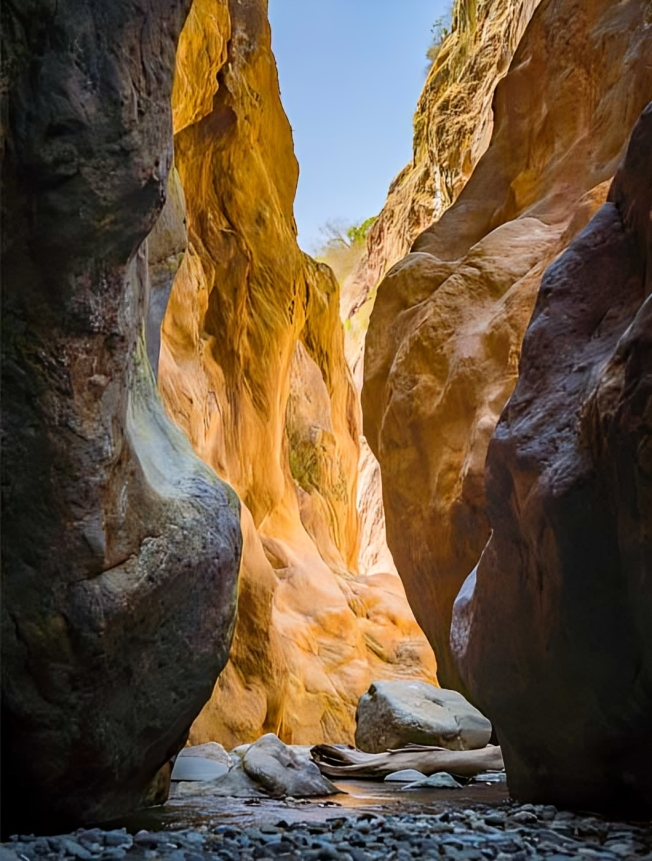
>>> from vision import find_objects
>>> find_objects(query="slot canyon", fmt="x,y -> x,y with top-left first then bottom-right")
1,0 -> 651,855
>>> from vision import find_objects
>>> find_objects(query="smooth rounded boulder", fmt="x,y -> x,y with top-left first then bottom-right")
242,734 -> 338,798
355,681 -> 492,753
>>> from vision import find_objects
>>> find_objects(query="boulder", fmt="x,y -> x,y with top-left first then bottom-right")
170,758 -> 229,782
177,743 -> 232,768
242,734 -> 338,798
172,763 -> 265,799
355,681 -> 491,753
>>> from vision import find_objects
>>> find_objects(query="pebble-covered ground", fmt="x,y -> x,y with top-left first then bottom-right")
2,802 -> 651,861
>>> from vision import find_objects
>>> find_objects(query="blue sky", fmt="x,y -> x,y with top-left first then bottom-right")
268,0 -> 450,252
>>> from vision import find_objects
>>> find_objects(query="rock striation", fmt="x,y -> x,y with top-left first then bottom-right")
157,0 -> 438,746
362,0 -> 652,689
452,104 -> 652,817
0,0 -> 242,834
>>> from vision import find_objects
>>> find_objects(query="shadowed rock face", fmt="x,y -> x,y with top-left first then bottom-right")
362,0 -> 652,689
452,104 -> 652,817
1,0 -> 242,834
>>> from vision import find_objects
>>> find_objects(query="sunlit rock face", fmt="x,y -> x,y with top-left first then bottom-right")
0,0 -> 242,834
363,0 -> 652,689
158,0 -> 437,747
453,103 -> 652,817
341,0 -> 543,351
341,0 -> 542,658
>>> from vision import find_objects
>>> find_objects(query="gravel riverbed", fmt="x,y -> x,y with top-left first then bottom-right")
2,800 -> 651,861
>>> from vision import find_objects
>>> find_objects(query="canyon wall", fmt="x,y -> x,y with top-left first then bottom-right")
341,0 -> 542,359
157,0 -> 437,748
0,0 -> 242,833
453,103 -> 652,817
362,0 -> 652,689
342,0 -> 542,615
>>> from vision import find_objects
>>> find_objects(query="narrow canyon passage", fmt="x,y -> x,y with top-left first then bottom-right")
1,0 -> 652,850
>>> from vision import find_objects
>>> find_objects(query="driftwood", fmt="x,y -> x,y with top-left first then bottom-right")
310,743 -> 504,780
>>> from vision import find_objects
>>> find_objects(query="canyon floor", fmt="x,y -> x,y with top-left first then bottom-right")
3,783 -> 651,861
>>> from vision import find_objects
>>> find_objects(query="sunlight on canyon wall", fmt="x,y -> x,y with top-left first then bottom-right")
152,0 -> 438,747
361,0 -> 652,688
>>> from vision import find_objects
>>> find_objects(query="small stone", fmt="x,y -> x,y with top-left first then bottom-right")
104,833 -> 132,850
181,833 -> 205,846
61,839 -> 93,860
401,772 -> 463,789
509,810 -> 538,825
384,769 -> 426,783
484,813 -> 505,827
472,771 -> 507,784
604,843 -> 638,858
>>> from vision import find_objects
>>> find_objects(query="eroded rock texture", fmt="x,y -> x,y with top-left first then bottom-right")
363,0 -> 652,688
1,0 -> 241,834
453,104 -> 652,817
157,0 -> 437,747
341,0 -> 542,357
343,0 -> 542,642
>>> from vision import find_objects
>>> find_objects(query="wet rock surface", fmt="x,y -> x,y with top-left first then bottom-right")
3,802 -> 651,860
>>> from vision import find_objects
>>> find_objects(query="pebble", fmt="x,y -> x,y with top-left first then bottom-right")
2,803 -> 650,860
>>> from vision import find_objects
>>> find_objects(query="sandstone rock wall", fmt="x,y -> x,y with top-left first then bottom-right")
362,0 -> 652,689
158,0 -> 438,747
341,0 -> 542,337
453,103 -> 652,817
0,0 -> 242,833
342,0 -> 542,617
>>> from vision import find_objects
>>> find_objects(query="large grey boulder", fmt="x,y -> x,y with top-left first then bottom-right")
355,681 -> 491,753
172,735 -> 338,799
177,742 -> 233,768
172,761 -> 265,799
242,734 -> 337,797
170,757 -> 229,782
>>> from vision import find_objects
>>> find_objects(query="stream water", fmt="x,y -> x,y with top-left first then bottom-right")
106,780 -> 509,834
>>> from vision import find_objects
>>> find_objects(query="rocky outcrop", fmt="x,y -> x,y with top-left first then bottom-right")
452,104 -> 652,817
0,0 -> 242,835
341,0 -> 543,660
362,0 -> 652,688
158,0 -> 438,747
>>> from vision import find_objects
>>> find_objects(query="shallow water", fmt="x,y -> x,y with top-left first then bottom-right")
104,779 -> 509,833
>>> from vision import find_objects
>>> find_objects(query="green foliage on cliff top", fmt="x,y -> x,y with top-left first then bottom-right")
312,216 -> 377,285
